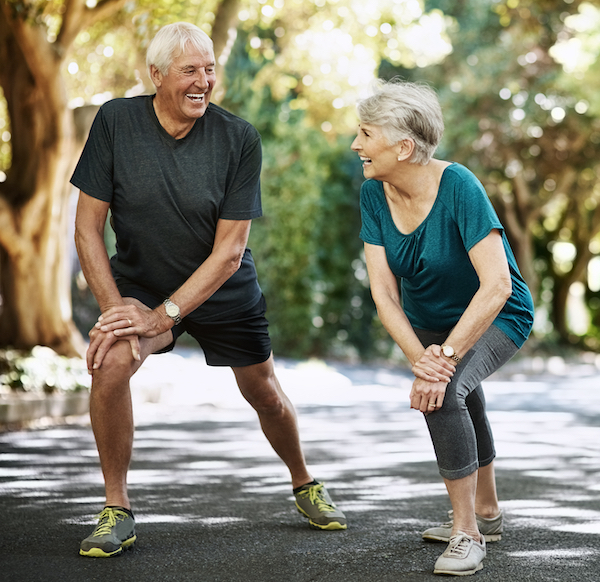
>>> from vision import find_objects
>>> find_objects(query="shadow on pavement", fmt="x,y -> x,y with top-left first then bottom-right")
1,349 -> 599,581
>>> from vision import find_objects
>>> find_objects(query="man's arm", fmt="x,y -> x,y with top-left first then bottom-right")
97,217 -> 252,337
74,191 -> 141,370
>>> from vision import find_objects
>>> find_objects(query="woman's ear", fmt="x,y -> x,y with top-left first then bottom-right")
396,138 -> 415,162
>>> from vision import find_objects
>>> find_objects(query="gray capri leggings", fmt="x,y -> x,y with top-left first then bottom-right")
413,324 -> 519,481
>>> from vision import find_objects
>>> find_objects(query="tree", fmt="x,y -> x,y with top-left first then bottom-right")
0,0 -> 240,356
1,0 -> 453,360
383,0 -> 600,344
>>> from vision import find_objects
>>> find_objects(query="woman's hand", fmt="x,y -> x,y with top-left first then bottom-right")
412,344 -> 455,383
410,376 -> 448,414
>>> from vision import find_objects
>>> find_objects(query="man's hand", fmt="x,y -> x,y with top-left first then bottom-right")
87,324 -> 140,373
409,376 -> 448,414
87,304 -> 169,372
96,304 -> 169,339
412,344 -> 455,383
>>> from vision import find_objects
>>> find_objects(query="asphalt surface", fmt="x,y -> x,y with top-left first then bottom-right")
1,349 -> 600,581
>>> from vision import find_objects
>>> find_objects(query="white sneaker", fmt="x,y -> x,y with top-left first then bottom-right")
423,509 -> 503,542
433,531 -> 486,576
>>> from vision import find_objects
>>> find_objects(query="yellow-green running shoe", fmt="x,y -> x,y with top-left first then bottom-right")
294,482 -> 347,530
79,507 -> 136,557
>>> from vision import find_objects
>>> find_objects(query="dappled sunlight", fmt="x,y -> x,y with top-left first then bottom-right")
2,350 -> 600,555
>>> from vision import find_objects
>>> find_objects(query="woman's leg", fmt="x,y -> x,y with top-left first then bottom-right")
417,326 -> 517,537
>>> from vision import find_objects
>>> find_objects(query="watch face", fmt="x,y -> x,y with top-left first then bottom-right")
442,345 -> 454,357
166,303 -> 179,317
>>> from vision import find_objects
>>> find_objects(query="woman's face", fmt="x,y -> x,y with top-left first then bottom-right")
351,123 -> 399,180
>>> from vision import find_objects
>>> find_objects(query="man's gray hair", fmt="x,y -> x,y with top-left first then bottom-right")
146,22 -> 214,77
356,79 -> 444,165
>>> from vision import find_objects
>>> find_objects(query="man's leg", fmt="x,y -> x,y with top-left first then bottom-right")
80,299 -> 173,557
232,354 -> 347,530
232,354 -> 311,488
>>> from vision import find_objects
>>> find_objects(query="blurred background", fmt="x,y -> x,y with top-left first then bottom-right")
1,0 -> 599,376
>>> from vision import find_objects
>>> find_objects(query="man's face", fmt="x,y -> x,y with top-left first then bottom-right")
152,45 -> 216,125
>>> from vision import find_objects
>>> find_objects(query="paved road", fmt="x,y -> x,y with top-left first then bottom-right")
1,349 -> 599,581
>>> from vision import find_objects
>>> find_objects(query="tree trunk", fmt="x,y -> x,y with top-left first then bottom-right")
0,0 -> 234,356
0,5 -> 84,356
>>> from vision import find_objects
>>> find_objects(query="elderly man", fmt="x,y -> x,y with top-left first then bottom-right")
73,21 -> 346,558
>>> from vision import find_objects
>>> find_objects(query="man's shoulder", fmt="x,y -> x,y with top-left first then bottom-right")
205,104 -> 259,137
98,95 -> 150,118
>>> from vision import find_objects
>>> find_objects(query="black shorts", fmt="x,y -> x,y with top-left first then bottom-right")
116,281 -> 272,368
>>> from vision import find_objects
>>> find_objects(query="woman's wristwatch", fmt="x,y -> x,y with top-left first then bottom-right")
441,344 -> 462,364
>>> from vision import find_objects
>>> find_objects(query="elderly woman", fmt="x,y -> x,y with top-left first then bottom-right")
351,80 -> 534,576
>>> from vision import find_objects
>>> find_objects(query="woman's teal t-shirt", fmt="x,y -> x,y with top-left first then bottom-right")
359,162 -> 534,348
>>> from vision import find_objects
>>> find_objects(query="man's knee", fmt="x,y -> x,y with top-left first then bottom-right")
237,368 -> 286,414
92,340 -> 138,386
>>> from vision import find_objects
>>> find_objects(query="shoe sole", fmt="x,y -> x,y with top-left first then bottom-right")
296,505 -> 347,530
433,562 -> 484,576
423,533 -> 501,543
308,520 -> 348,531
79,535 -> 137,558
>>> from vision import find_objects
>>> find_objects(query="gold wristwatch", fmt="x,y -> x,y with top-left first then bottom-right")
441,344 -> 462,364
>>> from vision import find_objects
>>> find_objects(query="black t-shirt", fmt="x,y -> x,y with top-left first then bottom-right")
71,95 -> 263,321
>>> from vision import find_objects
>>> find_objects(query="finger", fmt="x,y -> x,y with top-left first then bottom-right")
102,318 -> 135,333
129,336 -> 141,362
86,333 -> 104,372
92,333 -> 117,370
413,368 -> 439,382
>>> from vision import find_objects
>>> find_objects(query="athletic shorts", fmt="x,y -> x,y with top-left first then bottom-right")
116,280 -> 272,368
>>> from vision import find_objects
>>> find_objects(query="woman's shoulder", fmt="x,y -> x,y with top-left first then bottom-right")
440,162 -> 488,200
441,162 -> 480,183
360,179 -> 386,209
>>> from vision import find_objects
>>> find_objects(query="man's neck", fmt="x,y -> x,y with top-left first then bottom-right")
152,97 -> 196,140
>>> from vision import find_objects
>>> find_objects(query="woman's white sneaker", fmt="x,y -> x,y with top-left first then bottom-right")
433,531 -> 486,576
423,510 -> 503,543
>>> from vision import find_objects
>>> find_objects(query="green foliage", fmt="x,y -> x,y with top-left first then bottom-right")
221,30 -> 384,360
0,346 -> 89,394
384,0 -> 600,346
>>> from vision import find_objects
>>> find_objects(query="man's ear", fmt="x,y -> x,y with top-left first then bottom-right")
149,65 -> 162,89
396,138 -> 415,162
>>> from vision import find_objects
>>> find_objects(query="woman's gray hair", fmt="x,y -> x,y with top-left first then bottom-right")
356,79 -> 444,165
146,22 -> 214,77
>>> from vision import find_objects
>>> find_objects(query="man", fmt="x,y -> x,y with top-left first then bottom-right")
73,21 -> 346,558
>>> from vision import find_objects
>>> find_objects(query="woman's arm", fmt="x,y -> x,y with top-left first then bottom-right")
364,242 -> 455,383
439,229 -> 512,361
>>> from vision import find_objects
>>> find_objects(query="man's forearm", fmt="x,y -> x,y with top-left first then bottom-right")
75,229 -> 123,313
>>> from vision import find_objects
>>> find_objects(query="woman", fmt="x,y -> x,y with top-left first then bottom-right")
351,80 -> 534,576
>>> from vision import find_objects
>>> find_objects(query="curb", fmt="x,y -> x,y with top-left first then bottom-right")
0,391 -> 89,429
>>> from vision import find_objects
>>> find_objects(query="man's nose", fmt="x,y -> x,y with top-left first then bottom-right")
194,69 -> 209,88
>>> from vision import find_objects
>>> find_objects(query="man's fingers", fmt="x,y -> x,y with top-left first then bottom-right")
128,336 -> 141,361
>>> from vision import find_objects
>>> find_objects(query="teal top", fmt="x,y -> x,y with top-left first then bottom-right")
359,162 -> 534,348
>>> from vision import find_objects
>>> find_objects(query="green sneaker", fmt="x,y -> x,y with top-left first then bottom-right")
294,482 -> 347,530
79,507 -> 136,557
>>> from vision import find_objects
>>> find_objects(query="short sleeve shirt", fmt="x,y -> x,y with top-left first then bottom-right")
359,163 -> 534,347
71,96 -> 263,320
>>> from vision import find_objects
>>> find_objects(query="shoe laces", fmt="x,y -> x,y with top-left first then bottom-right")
446,533 -> 473,558
92,507 -> 125,538
298,483 -> 335,513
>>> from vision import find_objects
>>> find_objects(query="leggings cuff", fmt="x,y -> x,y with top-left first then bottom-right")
439,459 -> 479,481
